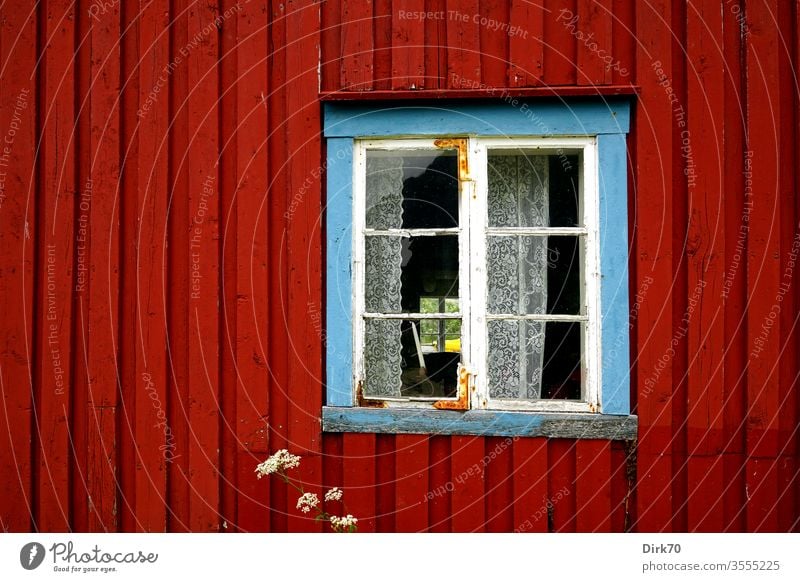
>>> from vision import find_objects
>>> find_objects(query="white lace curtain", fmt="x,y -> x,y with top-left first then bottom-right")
364,156 -> 404,397
486,155 -> 549,400
363,153 -> 549,400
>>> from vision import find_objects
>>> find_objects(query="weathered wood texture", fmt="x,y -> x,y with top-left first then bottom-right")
0,0 -> 797,532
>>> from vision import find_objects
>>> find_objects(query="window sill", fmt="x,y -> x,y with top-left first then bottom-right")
322,406 -> 637,440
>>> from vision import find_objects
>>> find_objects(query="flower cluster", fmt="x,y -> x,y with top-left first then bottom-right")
329,514 -> 358,532
254,449 -> 300,478
324,487 -> 343,502
296,492 -> 320,513
256,451 -> 358,533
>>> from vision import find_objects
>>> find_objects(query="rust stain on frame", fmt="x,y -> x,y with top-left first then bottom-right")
434,364 -> 470,411
356,379 -> 388,408
434,138 -> 470,181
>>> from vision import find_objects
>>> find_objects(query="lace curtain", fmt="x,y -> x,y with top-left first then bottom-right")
486,155 -> 549,399
364,156 -> 404,397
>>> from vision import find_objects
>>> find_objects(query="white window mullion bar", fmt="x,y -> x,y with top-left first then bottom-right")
470,140 -> 489,409
583,140 -> 601,411
363,312 -> 463,320
352,141 -> 367,394
486,227 -> 588,236
365,228 -> 460,237
485,314 -> 588,322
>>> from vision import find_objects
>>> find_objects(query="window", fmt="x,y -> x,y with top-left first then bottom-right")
324,101 -> 636,439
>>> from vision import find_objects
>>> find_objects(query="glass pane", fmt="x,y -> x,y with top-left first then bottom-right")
366,150 -> 458,230
486,235 -> 582,315
363,318 -> 462,399
365,235 -> 459,313
488,320 -> 582,401
487,150 -> 580,228
540,322 -> 582,400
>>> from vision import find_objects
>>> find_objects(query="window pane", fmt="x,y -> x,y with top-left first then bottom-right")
366,150 -> 458,230
363,318 -> 461,399
487,150 -> 580,228
365,235 -> 459,313
486,235 -> 582,315
487,320 -> 582,401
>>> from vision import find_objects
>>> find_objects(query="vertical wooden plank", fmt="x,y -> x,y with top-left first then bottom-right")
543,0 -> 577,86
322,434 -> 343,532
373,0 -> 392,90
267,0 -> 288,533
166,0 -> 191,533
133,0 -> 170,532
744,0 -> 781,533
375,434 -> 395,532
427,435 -> 450,532
776,0 -> 798,474
36,0 -> 76,532
320,0 -> 342,92
285,0 -> 322,532
669,0 -> 688,533
723,453 -> 746,531
0,0 -> 36,533
611,0 -> 635,85
634,0 -> 675,533
484,436 -> 513,532
721,0 -> 747,535
512,438 -> 547,533
445,0 -> 480,88
686,456 -> 725,531
342,434 -> 377,532
118,0 -> 137,533
686,0 -> 725,459
72,0 -> 92,534
575,440 -> 612,532
450,435 -> 485,532
87,0 -> 121,532
548,440 -> 576,532
424,0 -> 447,89
508,0 -> 544,87
186,0 -> 221,532
576,0 -> 613,85
340,0 -> 373,90
226,0 -> 270,533
610,442 -> 632,532
395,434 -> 428,532
391,0 -> 425,90
478,0 -> 509,89
684,0 -> 725,532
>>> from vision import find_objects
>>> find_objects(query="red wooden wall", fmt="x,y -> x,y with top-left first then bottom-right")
0,0 -> 798,533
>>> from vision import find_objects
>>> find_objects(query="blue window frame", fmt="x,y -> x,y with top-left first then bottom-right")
323,99 -> 636,440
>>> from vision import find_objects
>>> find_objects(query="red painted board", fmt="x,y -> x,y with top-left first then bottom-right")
391,0 -> 425,90
36,0 -> 76,532
484,436 -> 514,532
445,0 -> 481,88
0,1 -> 36,532
87,0 -> 122,531
395,434 -> 429,532
450,435 -> 485,532
512,438 -> 548,533
575,440 -> 612,532
576,0 -> 613,85
341,0 -> 374,90
342,433 -> 377,532
508,0 -> 543,87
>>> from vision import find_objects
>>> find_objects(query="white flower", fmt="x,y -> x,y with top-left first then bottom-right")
255,449 -> 301,478
296,492 -> 320,513
324,487 -> 343,502
329,514 -> 358,531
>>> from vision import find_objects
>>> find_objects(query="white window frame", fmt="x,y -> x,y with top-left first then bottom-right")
352,136 -> 600,414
